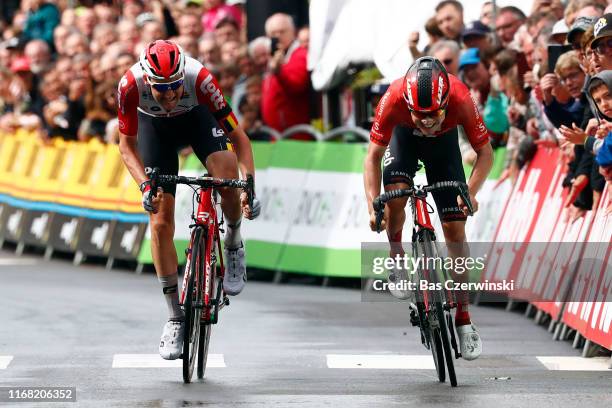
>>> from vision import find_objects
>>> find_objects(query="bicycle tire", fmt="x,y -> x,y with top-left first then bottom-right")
415,237 -> 446,383
431,327 -> 445,382
197,240 -> 218,379
422,231 -> 457,387
183,227 -> 204,383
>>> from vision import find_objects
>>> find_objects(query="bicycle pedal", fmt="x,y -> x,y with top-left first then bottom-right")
223,296 -> 230,306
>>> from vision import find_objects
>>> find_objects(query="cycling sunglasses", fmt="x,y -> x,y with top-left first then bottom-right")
150,78 -> 184,92
410,108 -> 446,120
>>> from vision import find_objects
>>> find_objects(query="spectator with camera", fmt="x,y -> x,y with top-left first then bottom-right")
261,13 -> 310,138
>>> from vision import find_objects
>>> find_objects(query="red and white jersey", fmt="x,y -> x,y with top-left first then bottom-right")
117,56 -> 238,137
370,74 -> 490,150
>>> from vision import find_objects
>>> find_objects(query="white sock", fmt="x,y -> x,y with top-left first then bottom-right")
158,274 -> 184,321
225,218 -> 242,249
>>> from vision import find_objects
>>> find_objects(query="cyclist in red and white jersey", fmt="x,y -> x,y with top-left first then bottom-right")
117,40 -> 260,360
364,57 -> 494,360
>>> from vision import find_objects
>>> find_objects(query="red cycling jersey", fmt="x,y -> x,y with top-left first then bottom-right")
370,74 -> 489,150
117,56 -> 239,137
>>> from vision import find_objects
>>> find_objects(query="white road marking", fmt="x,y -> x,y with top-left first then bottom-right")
0,356 -> 13,369
112,354 -> 226,368
537,356 -> 612,371
0,258 -> 38,266
326,354 -> 435,369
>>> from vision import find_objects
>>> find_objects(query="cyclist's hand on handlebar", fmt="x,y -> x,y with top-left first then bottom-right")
141,183 -> 164,214
240,192 -> 261,220
457,193 -> 478,216
369,209 -> 387,232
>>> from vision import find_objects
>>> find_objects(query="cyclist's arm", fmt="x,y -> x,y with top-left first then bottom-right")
469,143 -> 494,194
364,142 -> 387,214
460,91 -> 494,195
117,72 -> 146,186
227,126 -> 256,180
118,132 -> 147,186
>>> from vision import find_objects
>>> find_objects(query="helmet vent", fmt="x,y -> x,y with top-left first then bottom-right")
149,53 -> 161,70
417,68 -> 433,109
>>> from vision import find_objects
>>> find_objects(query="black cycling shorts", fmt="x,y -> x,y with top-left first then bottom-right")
137,105 -> 232,196
382,126 -> 467,222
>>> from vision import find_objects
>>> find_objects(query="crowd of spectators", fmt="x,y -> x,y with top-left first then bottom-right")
0,0 -> 311,144
1,0 -> 611,215
407,0 -> 612,215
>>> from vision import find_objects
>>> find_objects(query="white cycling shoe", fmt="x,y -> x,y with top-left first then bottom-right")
223,243 -> 246,296
456,323 -> 482,361
387,267 -> 414,301
159,319 -> 184,360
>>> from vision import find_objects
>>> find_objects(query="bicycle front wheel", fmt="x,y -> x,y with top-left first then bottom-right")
422,231 -> 457,387
197,255 -> 219,379
183,227 -> 205,383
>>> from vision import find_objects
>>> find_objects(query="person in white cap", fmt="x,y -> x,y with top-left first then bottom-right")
550,19 -> 569,44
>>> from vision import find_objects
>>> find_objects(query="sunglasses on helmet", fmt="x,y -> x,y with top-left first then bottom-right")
150,77 -> 184,92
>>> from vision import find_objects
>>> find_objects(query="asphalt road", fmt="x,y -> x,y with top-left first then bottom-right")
0,251 -> 611,408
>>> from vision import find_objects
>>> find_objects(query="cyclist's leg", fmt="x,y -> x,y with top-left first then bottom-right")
182,106 -> 240,237
183,106 -> 246,295
419,127 -> 482,360
137,112 -> 181,285
418,128 -> 471,317
382,126 -> 419,257
138,112 -> 185,359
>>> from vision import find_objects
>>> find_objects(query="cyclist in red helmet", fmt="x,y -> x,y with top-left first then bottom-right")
364,56 -> 494,361
117,40 -> 260,360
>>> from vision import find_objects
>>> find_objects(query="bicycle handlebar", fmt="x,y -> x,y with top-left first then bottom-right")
372,181 -> 474,233
147,167 -> 255,209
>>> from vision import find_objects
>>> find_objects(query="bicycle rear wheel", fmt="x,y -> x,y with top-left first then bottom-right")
183,227 -> 204,383
422,231 -> 457,387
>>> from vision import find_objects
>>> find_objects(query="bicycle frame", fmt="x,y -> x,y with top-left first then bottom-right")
180,186 -> 225,323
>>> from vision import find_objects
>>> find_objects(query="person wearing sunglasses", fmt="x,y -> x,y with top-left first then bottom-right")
590,14 -> 612,73
117,39 -> 261,361
364,57 -> 494,361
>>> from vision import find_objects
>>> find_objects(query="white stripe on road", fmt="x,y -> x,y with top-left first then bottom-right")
0,356 -> 13,369
0,258 -> 38,266
112,354 -> 226,368
326,354 -> 435,369
537,356 -> 611,371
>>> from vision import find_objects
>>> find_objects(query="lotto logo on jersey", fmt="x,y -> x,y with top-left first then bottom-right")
212,127 -> 224,137
201,74 -> 226,110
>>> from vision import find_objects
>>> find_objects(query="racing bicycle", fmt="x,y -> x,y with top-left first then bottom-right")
373,180 -> 474,387
148,167 -> 254,383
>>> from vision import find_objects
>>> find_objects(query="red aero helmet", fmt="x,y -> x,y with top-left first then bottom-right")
139,40 -> 186,81
404,57 -> 450,113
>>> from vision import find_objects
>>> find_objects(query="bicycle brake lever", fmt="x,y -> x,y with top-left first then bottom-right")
458,185 -> 474,216
246,174 -> 254,209
146,167 -> 160,197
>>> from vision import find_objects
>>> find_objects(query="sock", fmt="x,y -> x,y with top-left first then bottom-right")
455,301 -> 471,326
388,230 -> 404,257
159,274 -> 184,321
225,218 -> 243,249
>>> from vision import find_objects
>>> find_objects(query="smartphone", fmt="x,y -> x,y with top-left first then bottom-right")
270,37 -> 279,52
547,44 -> 572,73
